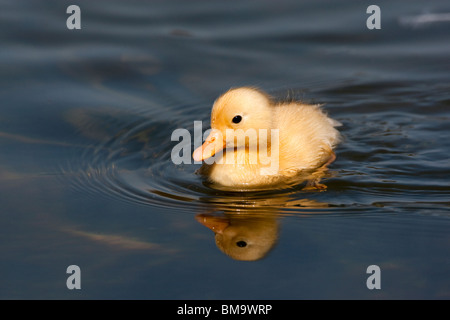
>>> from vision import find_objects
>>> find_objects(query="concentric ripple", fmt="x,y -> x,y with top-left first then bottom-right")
62,81 -> 450,218
62,102 -> 345,215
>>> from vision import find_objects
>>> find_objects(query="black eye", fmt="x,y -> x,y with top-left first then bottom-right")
232,115 -> 242,124
236,241 -> 247,247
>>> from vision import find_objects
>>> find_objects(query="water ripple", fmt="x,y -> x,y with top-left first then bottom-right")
61,80 -> 450,218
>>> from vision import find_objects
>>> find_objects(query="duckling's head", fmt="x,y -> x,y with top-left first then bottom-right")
193,87 -> 273,161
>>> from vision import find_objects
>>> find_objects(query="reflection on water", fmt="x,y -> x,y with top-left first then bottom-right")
197,213 -> 279,261
196,197 -> 329,261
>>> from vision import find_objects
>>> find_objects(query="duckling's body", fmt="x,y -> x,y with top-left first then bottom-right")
193,87 -> 340,189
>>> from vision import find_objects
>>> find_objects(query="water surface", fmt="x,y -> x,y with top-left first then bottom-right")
0,0 -> 449,299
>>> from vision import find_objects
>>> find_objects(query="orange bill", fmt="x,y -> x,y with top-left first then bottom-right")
195,214 -> 229,234
192,129 -> 225,161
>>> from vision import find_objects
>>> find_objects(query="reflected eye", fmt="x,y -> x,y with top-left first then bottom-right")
236,240 -> 247,247
232,115 -> 242,124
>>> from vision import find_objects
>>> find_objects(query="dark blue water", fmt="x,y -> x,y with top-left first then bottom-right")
0,0 -> 449,299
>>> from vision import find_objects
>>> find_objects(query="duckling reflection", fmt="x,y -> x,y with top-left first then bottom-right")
196,212 -> 278,261
196,196 -> 328,261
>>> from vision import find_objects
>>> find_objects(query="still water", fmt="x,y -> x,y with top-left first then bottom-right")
0,0 -> 449,299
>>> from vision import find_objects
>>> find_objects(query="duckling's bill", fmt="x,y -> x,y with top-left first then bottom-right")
193,129 -> 225,161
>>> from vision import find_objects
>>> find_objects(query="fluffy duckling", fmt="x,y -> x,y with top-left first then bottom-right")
193,87 -> 340,189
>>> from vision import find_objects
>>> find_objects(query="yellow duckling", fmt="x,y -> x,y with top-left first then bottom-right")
193,87 -> 341,189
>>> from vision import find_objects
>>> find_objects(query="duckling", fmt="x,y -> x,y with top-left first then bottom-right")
193,87 -> 340,189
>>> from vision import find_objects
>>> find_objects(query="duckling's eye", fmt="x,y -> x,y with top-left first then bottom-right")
236,240 -> 247,247
232,115 -> 242,124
